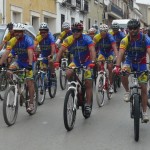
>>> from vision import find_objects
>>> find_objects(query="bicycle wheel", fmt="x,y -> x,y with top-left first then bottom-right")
59,62 -> 67,90
48,72 -> 57,98
117,75 -> 121,88
96,74 -> 104,107
35,74 -> 46,105
63,89 -> 76,131
0,72 -> 7,91
112,74 -> 117,93
133,94 -> 141,142
3,86 -> 18,126
25,82 -> 38,115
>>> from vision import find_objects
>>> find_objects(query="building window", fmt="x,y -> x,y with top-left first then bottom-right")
32,16 -> 39,33
88,18 -> 91,29
71,17 -> 75,25
61,14 -> 65,31
12,12 -> 21,23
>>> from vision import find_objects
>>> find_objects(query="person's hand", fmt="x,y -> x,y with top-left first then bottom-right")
54,62 -> 60,69
26,64 -> 32,71
113,65 -> 121,75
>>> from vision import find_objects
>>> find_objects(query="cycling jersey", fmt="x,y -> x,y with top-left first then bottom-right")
6,34 -> 34,62
93,33 -> 116,54
109,30 -> 125,48
58,30 -> 72,42
62,34 -> 94,66
120,33 -> 150,63
3,32 -> 14,43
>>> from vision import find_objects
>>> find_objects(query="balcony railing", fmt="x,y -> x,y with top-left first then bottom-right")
76,0 -> 81,9
107,2 -> 123,18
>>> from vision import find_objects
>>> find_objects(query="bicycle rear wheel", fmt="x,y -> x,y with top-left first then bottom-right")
48,73 -> 57,98
3,86 -> 18,126
25,82 -> 38,115
60,62 -> 67,90
63,89 -> 76,131
112,74 -> 117,93
96,74 -> 104,107
0,72 -> 7,91
133,94 -> 141,142
35,74 -> 46,105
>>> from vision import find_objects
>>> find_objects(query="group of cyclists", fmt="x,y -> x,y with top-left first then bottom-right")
0,18 -> 150,124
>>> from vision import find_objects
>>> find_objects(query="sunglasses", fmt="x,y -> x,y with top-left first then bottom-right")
72,29 -> 82,33
128,27 -> 138,30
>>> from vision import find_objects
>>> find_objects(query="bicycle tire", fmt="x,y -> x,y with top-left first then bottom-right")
59,63 -> 67,90
96,74 -> 104,107
112,74 -> 117,93
117,75 -> 121,88
133,94 -> 140,142
35,74 -> 46,105
25,82 -> 38,115
48,74 -> 57,98
3,86 -> 18,126
63,89 -> 76,131
0,72 -> 8,91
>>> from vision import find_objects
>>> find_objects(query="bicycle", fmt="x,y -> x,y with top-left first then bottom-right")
2,68 -> 38,126
95,60 -> 112,107
121,70 -> 148,142
63,64 -> 94,131
35,57 -> 57,105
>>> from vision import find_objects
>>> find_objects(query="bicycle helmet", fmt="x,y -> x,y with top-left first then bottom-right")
92,24 -> 98,30
71,22 -> 83,30
88,27 -> 96,34
62,22 -> 70,29
127,19 -> 140,29
13,23 -> 25,31
99,24 -> 108,31
39,22 -> 49,31
112,23 -> 119,30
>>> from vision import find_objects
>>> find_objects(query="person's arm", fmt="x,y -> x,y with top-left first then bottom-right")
112,43 -> 118,57
51,44 -> 56,56
55,45 -> 66,63
116,48 -> 125,66
28,48 -> 33,65
0,50 -> 10,65
89,45 -> 96,62
0,41 -> 6,50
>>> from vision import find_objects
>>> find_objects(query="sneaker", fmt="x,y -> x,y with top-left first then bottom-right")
27,103 -> 34,112
109,85 -> 114,93
142,112 -> 149,123
123,92 -> 130,102
84,104 -> 91,118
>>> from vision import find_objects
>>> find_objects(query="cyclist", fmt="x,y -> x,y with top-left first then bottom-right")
0,22 -> 16,51
92,24 -> 99,34
0,23 -> 35,112
88,27 -> 96,39
113,19 -> 150,122
93,24 -> 118,93
110,23 -> 125,50
34,22 -> 56,77
54,22 -> 96,116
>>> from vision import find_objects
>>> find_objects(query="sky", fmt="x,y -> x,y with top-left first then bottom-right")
136,0 -> 150,5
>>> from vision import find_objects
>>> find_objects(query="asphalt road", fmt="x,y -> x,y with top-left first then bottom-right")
0,72 -> 150,150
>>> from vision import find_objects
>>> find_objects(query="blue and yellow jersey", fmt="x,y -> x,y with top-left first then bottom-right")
120,33 -> 150,63
34,32 -> 55,57
109,30 -> 125,48
6,34 -> 34,62
93,33 -> 116,54
3,32 -> 14,43
58,30 -> 72,42
62,34 -> 94,64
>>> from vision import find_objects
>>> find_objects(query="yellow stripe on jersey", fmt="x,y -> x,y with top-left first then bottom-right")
93,34 -> 102,44
119,35 -> 129,51
61,35 -> 75,48
6,37 -> 18,51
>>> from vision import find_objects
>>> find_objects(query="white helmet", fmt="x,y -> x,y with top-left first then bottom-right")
99,24 -> 108,31
13,23 -> 25,31
88,27 -> 96,34
39,22 -> 49,30
62,22 -> 70,29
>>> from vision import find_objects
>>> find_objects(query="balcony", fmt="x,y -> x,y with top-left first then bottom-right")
107,2 -> 123,18
61,0 -> 72,7
76,0 -> 81,9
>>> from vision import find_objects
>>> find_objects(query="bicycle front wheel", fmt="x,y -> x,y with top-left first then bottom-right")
60,62 -> 67,90
96,74 -> 104,107
133,94 -> 141,142
63,89 -> 76,131
3,86 -> 18,126
48,75 -> 57,98
35,74 -> 46,105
